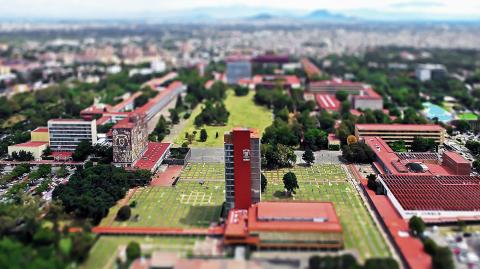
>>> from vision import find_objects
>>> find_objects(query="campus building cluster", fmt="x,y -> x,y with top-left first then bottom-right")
359,124 -> 479,223
307,79 -> 384,111
6,73 -> 183,172
355,123 -> 445,147
223,128 -> 343,249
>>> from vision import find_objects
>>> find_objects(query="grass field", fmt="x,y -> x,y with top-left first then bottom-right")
262,164 -> 390,261
179,162 -> 225,181
174,90 -> 272,147
100,180 -> 225,228
458,112 -> 478,121
82,235 -> 202,269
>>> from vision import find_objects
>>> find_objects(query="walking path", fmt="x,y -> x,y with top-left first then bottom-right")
92,226 -> 224,236
349,164 -> 432,269
150,165 -> 183,186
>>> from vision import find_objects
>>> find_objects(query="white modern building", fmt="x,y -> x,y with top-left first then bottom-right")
48,119 -> 97,152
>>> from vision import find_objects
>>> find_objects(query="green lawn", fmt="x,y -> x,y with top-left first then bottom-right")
82,235 -> 202,269
174,90 -> 272,147
179,162 -> 225,181
99,180 -> 225,228
458,112 -> 478,121
262,164 -> 391,261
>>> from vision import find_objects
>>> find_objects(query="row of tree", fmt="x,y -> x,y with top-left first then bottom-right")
52,165 -> 151,224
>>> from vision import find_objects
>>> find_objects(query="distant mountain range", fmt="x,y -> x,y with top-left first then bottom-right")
0,5 -> 479,23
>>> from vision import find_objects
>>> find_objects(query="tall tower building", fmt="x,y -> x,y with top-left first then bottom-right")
224,128 -> 261,212
112,113 -> 148,168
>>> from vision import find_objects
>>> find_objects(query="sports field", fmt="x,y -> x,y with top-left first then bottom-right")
262,164 -> 390,261
174,90 -> 272,147
458,112 -> 478,121
100,180 -> 225,228
82,235 -> 202,269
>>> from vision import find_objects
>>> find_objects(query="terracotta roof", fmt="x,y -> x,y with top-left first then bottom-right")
361,178 -> 432,269
443,151 -> 469,164
356,124 -> 444,132
365,137 -> 454,176
353,87 -> 383,100
111,91 -> 142,112
135,81 -> 184,115
316,94 -> 340,110
248,202 -> 342,233
11,141 -> 47,148
133,142 -> 170,171
32,127 -> 48,133
301,58 -> 321,78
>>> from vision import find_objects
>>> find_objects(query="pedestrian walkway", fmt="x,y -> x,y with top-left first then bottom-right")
150,165 -> 183,186
351,164 -> 432,269
92,225 -> 224,236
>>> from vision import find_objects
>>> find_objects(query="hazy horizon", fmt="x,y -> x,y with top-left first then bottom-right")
1,0 -> 479,21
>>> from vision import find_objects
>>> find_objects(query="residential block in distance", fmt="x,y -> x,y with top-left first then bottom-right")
224,128 -> 261,212
48,119 -> 97,152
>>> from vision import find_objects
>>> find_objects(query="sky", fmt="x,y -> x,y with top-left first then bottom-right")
0,0 -> 479,20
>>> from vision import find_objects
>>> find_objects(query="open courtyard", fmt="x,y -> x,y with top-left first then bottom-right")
262,164 -> 391,261
99,180 -> 225,228
173,90 -> 272,147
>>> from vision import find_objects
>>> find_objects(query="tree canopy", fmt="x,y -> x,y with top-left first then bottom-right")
283,172 -> 299,195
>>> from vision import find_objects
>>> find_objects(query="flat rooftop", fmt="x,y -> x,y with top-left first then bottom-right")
356,123 -> 444,132
10,141 -> 47,148
381,174 -> 480,212
32,127 -> 48,133
365,136 -> 457,176
249,202 -> 342,233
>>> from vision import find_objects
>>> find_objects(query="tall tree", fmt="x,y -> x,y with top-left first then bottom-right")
199,129 -> 208,142
283,172 -> 299,196
261,173 -> 267,193
302,149 -> 315,166
408,216 -> 426,237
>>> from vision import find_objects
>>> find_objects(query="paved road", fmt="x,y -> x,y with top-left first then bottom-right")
294,150 -> 343,164
189,148 -> 224,163
188,148 -> 343,164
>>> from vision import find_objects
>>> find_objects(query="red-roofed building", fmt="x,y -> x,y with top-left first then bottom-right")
51,151 -> 73,162
135,81 -> 186,132
379,174 -> 480,222
240,75 -> 300,90
301,58 -> 322,80
133,142 -> 171,172
308,79 -> 383,110
315,94 -> 340,111
364,136 -> 478,224
31,127 -> 49,142
351,87 -> 383,110
442,151 -> 471,175
356,124 -> 445,147
361,178 -> 432,269
8,141 -> 48,160
224,201 -> 343,249
141,72 -> 178,90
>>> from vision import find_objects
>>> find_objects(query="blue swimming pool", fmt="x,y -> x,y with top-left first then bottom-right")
422,102 -> 453,122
